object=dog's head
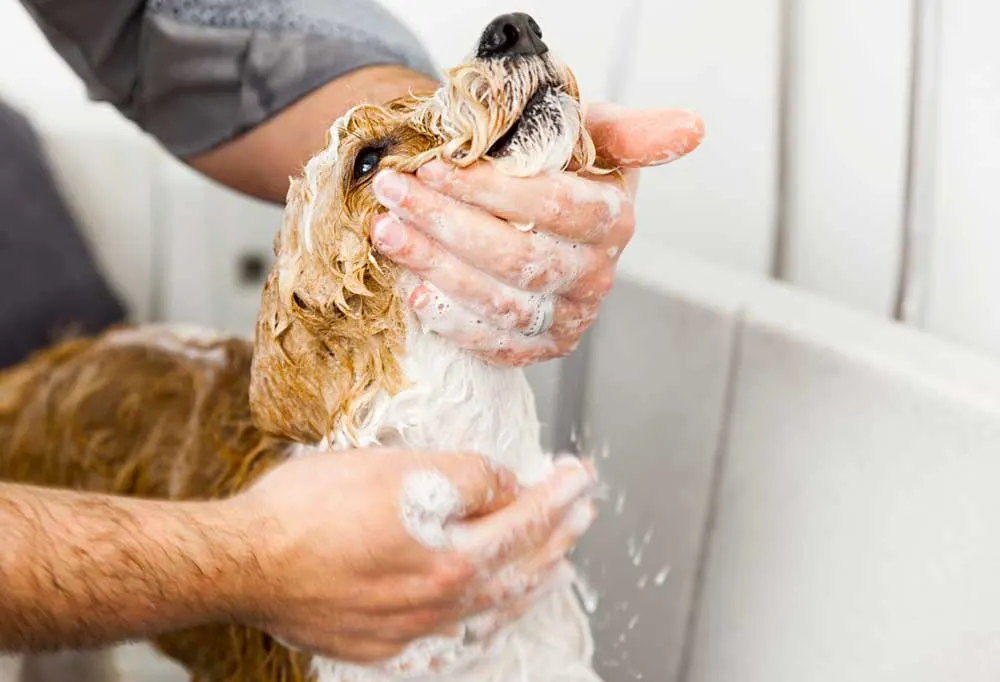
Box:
[250,13,607,444]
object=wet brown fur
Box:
[0,49,605,682]
[0,328,314,681]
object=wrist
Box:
[207,492,280,627]
[115,497,256,629]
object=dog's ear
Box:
[249,171,408,445]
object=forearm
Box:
[0,483,252,653]
[20,0,440,203]
[187,64,439,203]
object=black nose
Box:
[477,12,548,59]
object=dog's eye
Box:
[353,147,384,181]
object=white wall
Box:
[780,0,914,318]
[923,1,1000,357]
[618,0,782,274]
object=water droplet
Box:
[573,574,600,614]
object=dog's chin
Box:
[485,84,581,177]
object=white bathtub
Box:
[10,244,1000,682]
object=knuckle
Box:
[433,556,476,593]
[521,504,554,539]
[560,338,581,357]
[408,607,448,634]
[397,176,425,210]
[411,242,444,273]
[569,266,614,304]
[483,295,526,330]
[501,248,538,288]
[548,182,575,215]
[591,270,615,299]
[615,200,637,244]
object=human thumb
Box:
[584,101,704,168]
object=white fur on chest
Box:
[330,324,555,487]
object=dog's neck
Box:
[315,316,550,483]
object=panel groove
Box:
[677,308,747,682]
[894,0,942,324]
[770,0,797,280]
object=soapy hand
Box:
[227,448,598,665]
[370,102,704,366]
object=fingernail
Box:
[417,159,452,187]
[373,169,407,206]
[408,283,432,310]
[372,213,405,251]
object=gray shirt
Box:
[18,0,439,158]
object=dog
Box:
[0,12,621,682]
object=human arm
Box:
[18,0,440,202]
[187,64,438,202]
[0,449,597,661]
[0,482,246,651]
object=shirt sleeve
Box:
[18,0,440,158]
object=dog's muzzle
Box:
[476,12,548,59]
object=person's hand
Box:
[224,448,598,666]
[369,102,704,366]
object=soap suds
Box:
[400,469,462,549]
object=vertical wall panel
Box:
[781,0,914,317]
[620,0,782,274]
[154,155,281,335]
[923,1,1000,357]
[39,128,158,322]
